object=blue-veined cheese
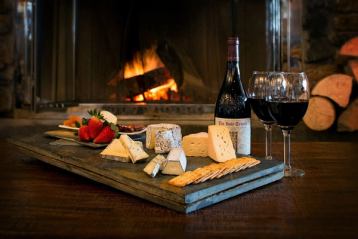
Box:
[120,135,149,163]
[143,155,167,177]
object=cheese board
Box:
[9,133,284,213]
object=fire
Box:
[124,48,165,79]
[123,46,178,102]
[133,79,178,101]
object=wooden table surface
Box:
[1,123,358,238]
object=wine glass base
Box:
[284,167,305,177]
[265,155,273,160]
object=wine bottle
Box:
[214,37,251,155]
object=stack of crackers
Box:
[168,157,260,187]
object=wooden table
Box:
[1,125,358,238]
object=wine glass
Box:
[247,71,276,160]
[266,72,309,177]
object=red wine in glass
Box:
[249,98,276,124]
[267,72,310,177]
[268,100,308,129]
[247,71,275,160]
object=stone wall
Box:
[0,0,15,113]
[303,0,358,86]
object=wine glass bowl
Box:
[266,72,310,177]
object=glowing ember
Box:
[123,46,178,102]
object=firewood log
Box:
[311,74,352,107]
[348,60,358,83]
[303,96,336,131]
[340,37,358,57]
[337,98,358,132]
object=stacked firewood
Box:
[303,37,358,132]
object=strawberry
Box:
[87,110,104,139]
[93,126,116,144]
[78,125,91,142]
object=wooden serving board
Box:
[9,134,284,213]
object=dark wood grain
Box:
[0,131,358,237]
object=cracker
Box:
[169,157,261,187]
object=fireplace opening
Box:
[14,0,280,112]
[109,44,181,103]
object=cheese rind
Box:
[207,125,236,162]
[143,155,167,177]
[182,132,208,157]
[120,135,149,163]
[146,124,182,149]
[161,148,187,175]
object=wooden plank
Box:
[9,134,284,213]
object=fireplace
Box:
[13,0,283,113]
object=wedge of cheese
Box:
[143,155,167,177]
[100,139,143,162]
[161,148,187,175]
[207,125,236,162]
[100,139,130,162]
[146,123,181,149]
[182,132,208,157]
[119,135,149,163]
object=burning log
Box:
[118,67,174,99]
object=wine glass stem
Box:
[264,124,272,160]
[282,129,291,172]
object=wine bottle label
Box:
[215,117,251,155]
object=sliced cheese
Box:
[207,125,236,162]
[146,123,182,149]
[100,139,143,162]
[143,155,167,177]
[182,132,208,157]
[100,139,130,162]
[120,135,149,163]
[161,148,187,175]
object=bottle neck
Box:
[227,41,239,62]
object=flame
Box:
[124,47,165,79]
[123,46,178,102]
[133,78,178,101]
